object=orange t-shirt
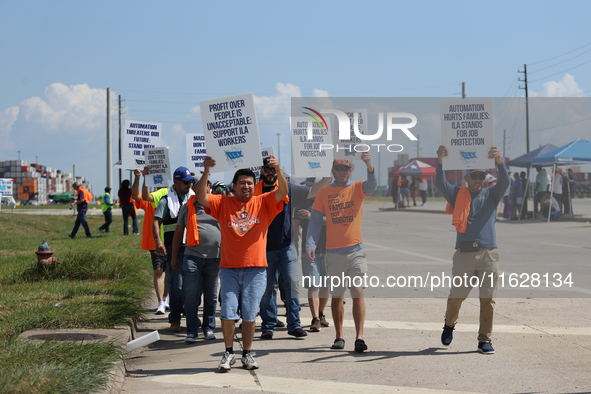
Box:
[312,181,368,250]
[205,192,283,268]
[134,188,168,251]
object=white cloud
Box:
[253,82,301,119]
[0,106,19,137]
[312,89,329,97]
[531,73,585,97]
[17,83,106,132]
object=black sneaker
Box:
[441,324,454,346]
[260,331,273,340]
[275,319,285,328]
[478,341,495,354]
[287,328,307,338]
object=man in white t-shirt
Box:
[418,176,428,206]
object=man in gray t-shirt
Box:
[171,192,222,342]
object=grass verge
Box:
[0,212,152,393]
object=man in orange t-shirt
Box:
[305,152,376,353]
[196,155,287,372]
[132,168,169,315]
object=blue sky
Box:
[1,1,590,191]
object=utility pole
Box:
[118,95,124,189]
[462,82,466,99]
[276,133,281,166]
[106,88,112,192]
[503,130,506,160]
[18,151,20,161]
[518,65,530,153]
[416,135,419,159]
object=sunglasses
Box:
[334,165,351,172]
[180,180,192,185]
[262,167,276,174]
[469,173,486,181]
[214,186,225,192]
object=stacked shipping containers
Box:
[0,159,91,204]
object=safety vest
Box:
[162,188,186,246]
[101,192,112,213]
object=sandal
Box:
[331,338,345,349]
[354,339,367,353]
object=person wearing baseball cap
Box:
[435,145,509,354]
[306,153,376,353]
[153,166,195,333]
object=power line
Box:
[529,48,591,74]
[531,116,591,133]
[528,40,591,66]
[529,57,591,83]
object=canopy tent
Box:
[531,139,591,223]
[506,144,559,167]
[532,138,591,166]
[389,160,436,211]
[393,160,436,176]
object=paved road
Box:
[121,202,591,394]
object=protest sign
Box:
[0,179,13,197]
[440,98,494,170]
[121,121,162,170]
[144,147,172,188]
[290,117,333,178]
[249,146,274,182]
[186,134,207,173]
[333,109,368,160]
[199,93,261,173]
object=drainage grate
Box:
[28,333,108,342]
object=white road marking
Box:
[152,372,483,394]
[342,319,591,336]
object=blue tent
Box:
[530,138,591,222]
[532,139,591,166]
[506,143,559,167]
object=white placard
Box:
[121,121,162,170]
[186,134,207,173]
[0,179,13,196]
[145,147,172,188]
[199,93,262,173]
[333,109,368,160]
[290,117,333,178]
[248,146,275,182]
[440,98,494,170]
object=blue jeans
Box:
[260,243,301,332]
[166,246,184,324]
[71,211,91,237]
[182,254,220,336]
[219,267,266,322]
[121,204,138,235]
[99,209,112,232]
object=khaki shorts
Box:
[325,249,368,297]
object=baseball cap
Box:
[300,177,318,186]
[465,169,486,175]
[212,181,225,189]
[173,167,193,182]
[262,157,272,168]
[332,160,352,168]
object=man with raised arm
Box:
[195,155,287,372]
[435,145,509,355]
[305,152,376,353]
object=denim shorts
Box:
[219,267,266,322]
[150,250,167,271]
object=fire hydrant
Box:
[36,240,60,273]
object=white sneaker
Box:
[163,297,170,311]
[184,334,197,343]
[241,353,259,370]
[218,352,236,371]
[204,330,216,340]
[156,301,166,315]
